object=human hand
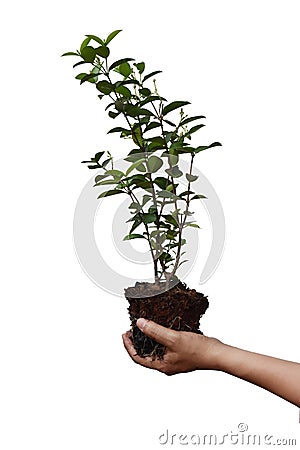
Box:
[122,318,223,375]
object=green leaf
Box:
[61,51,79,57]
[142,194,152,206]
[94,151,105,162]
[143,70,162,82]
[134,62,145,73]
[119,62,133,77]
[124,105,153,117]
[105,169,124,179]
[126,158,146,176]
[163,214,179,227]
[123,233,145,241]
[185,223,200,228]
[97,189,124,198]
[105,29,122,44]
[141,213,157,224]
[165,166,183,178]
[162,101,190,116]
[75,73,89,81]
[81,46,96,63]
[130,217,142,233]
[95,174,109,183]
[108,111,120,119]
[115,85,131,98]
[187,124,205,136]
[80,37,92,52]
[96,80,114,95]
[157,190,181,200]
[180,115,206,126]
[144,121,160,132]
[154,177,169,190]
[109,58,135,71]
[186,174,199,182]
[139,88,151,97]
[195,142,222,153]
[107,127,130,134]
[79,72,99,84]
[147,155,163,173]
[191,194,207,200]
[86,34,105,46]
[95,46,110,58]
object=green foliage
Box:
[63,30,222,282]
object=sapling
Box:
[63,30,221,358]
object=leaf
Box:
[105,29,122,44]
[162,101,190,116]
[186,174,199,182]
[195,142,222,153]
[81,46,96,63]
[187,124,205,135]
[73,60,88,68]
[139,88,151,97]
[147,155,163,173]
[95,46,110,58]
[157,190,181,200]
[178,259,188,268]
[109,58,135,71]
[191,194,207,200]
[108,111,120,119]
[123,233,145,241]
[124,105,153,117]
[130,217,142,233]
[79,72,99,84]
[94,151,105,162]
[95,174,109,183]
[80,36,92,52]
[185,223,200,228]
[134,62,145,74]
[141,213,157,224]
[61,51,79,57]
[119,62,133,78]
[86,34,105,46]
[163,214,179,227]
[143,70,162,82]
[96,80,114,95]
[75,73,89,81]
[105,169,124,179]
[144,121,160,133]
[154,177,169,190]
[180,115,206,127]
[97,189,124,198]
[165,166,183,178]
[115,85,131,98]
[126,158,146,176]
[107,127,130,134]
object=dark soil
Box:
[125,280,209,359]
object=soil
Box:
[125,280,209,359]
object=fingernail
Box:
[137,318,148,331]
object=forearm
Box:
[216,343,300,407]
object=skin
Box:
[122,318,300,407]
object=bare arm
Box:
[122,318,300,407]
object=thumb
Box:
[136,318,175,347]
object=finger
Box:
[122,332,164,371]
[136,318,176,347]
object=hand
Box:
[122,318,223,376]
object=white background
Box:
[1,1,300,449]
